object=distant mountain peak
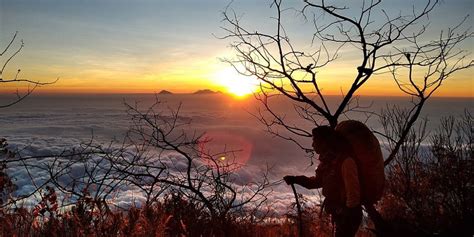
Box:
[193,89,217,95]
[158,90,173,95]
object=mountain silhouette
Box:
[193,89,217,95]
[158,90,173,95]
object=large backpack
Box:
[335,120,385,205]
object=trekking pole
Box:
[291,183,303,237]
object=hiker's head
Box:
[312,125,336,154]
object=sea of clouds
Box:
[0,93,471,215]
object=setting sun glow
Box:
[214,67,259,97]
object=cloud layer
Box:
[1,94,470,215]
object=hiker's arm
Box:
[283,175,321,189]
[341,158,361,208]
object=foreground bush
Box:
[380,112,473,237]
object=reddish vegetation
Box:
[0,191,376,237]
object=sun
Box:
[214,67,259,97]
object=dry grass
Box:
[0,191,377,237]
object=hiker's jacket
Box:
[292,151,361,209]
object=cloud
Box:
[2,135,322,216]
[2,94,460,216]
[2,143,304,213]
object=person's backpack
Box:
[335,120,385,205]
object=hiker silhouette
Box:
[284,121,385,237]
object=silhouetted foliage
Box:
[380,111,473,236]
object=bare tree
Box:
[122,100,271,223]
[0,99,272,236]
[221,0,473,163]
[221,0,472,235]
[1,32,57,108]
[0,141,99,210]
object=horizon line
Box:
[0,91,471,99]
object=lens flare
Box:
[198,131,253,168]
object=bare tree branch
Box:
[220,0,472,166]
[0,32,58,108]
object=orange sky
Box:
[1,0,472,98]
[2,64,472,98]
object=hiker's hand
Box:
[283,175,297,185]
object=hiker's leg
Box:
[334,206,362,237]
[365,204,388,235]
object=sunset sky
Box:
[1,0,473,97]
